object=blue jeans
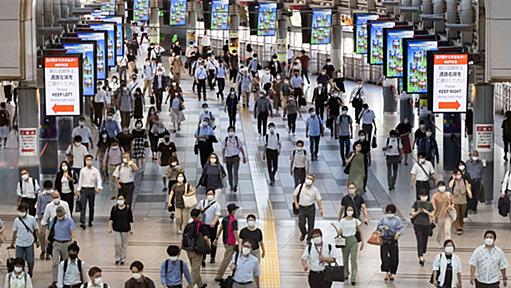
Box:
[339,136,351,164]
[16,244,34,276]
[309,136,320,157]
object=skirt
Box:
[401,134,412,154]
[132,137,146,159]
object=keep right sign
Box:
[432,53,468,113]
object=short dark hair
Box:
[296,140,304,146]
[43,180,53,189]
[84,154,94,160]
[443,239,455,249]
[311,228,322,237]
[437,180,446,187]
[167,245,180,256]
[246,214,256,221]
[190,208,201,218]
[419,190,429,196]
[73,135,82,143]
[385,204,397,214]
[268,122,275,128]
[484,230,497,240]
[206,189,216,195]
[17,202,28,212]
[130,260,144,271]
[418,152,427,158]
[68,242,80,253]
[227,126,235,131]
[13,257,25,267]
[88,266,102,277]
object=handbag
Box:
[193,143,199,155]
[334,236,346,248]
[324,264,345,282]
[371,135,377,149]
[75,197,81,213]
[182,184,198,208]
[447,205,457,222]
[367,231,383,246]
[343,152,353,175]
[417,161,436,189]
[150,95,155,105]
[220,252,239,288]
[66,144,74,167]
[293,183,305,215]
[429,254,442,284]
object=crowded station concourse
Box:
[1,0,511,287]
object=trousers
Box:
[216,244,237,278]
[187,250,205,287]
[155,88,164,112]
[298,205,316,241]
[108,165,119,197]
[435,217,452,246]
[79,188,96,225]
[93,102,104,127]
[197,79,207,100]
[175,207,190,231]
[413,224,430,257]
[257,112,269,135]
[339,136,351,165]
[114,231,129,261]
[293,167,306,188]
[342,235,359,282]
[16,245,34,277]
[266,149,279,182]
[119,182,134,207]
[468,179,483,211]
[287,113,297,133]
[309,136,320,157]
[386,156,400,189]
[52,241,71,281]
[308,270,332,288]
[475,280,500,288]
[225,155,240,189]
[453,203,467,231]
[380,240,399,274]
[204,223,219,260]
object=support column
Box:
[187,1,197,47]
[331,9,342,75]
[17,87,40,177]
[442,113,461,171]
[228,3,239,55]
[276,12,288,78]
[474,84,495,203]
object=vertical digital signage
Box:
[44,55,82,116]
[403,39,437,94]
[133,0,150,22]
[170,0,187,26]
[105,16,124,57]
[367,21,395,65]
[75,31,107,80]
[62,42,97,96]
[383,28,414,78]
[102,0,116,16]
[88,22,117,67]
[311,9,332,45]
[429,53,469,113]
[257,3,277,36]
[353,13,379,54]
[211,0,229,30]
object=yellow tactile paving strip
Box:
[240,108,281,287]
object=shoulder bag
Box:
[367,231,383,246]
[322,244,345,282]
[183,183,198,208]
[293,184,305,215]
[417,161,436,189]
[446,194,457,222]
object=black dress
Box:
[133,94,144,119]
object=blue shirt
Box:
[195,67,207,80]
[232,253,260,283]
[100,119,121,138]
[241,75,252,92]
[291,76,303,88]
[377,215,405,240]
[159,259,192,286]
[36,192,53,217]
[195,126,215,138]
[52,217,76,241]
[216,65,226,78]
[248,59,258,72]
[306,116,322,137]
[12,216,38,247]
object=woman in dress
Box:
[145,106,160,161]
[395,117,412,165]
[133,87,144,121]
[272,76,282,113]
[170,52,183,84]
[131,120,147,173]
[54,160,77,214]
[431,181,454,246]
[168,172,196,234]
[346,143,366,195]
[448,169,472,235]
[96,131,111,177]
[169,91,185,132]
[166,155,183,220]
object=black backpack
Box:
[0,109,8,126]
[63,259,83,284]
[182,222,197,251]
[498,195,510,217]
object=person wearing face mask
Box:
[251,74,261,102]
[142,58,155,97]
[225,88,239,127]
[306,108,324,161]
[339,183,369,224]
[346,143,367,195]
[197,189,221,265]
[312,84,328,122]
[131,120,148,174]
[54,243,86,288]
[182,208,210,288]
[290,72,305,108]
[81,267,108,288]
[325,91,342,138]
[352,130,371,190]
[215,59,227,99]
[222,126,247,192]
[9,203,39,277]
[316,69,330,88]
[205,56,218,91]
[4,258,33,288]
[108,195,134,265]
[229,50,240,83]
[410,190,434,266]
[332,70,346,95]
[214,203,240,282]
[77,155,103,230]
[95,132,111,177]
[322,58,335,79]
[99,112,121,140]
[284,96,301,136]
[298,50,311,84]
[239,215,265,261]
[239,69,252,108]
[160,245,192,288]
[199,153,226,195]
[254,91,273,137]
[262,123,281,185]
[118,84,135,128]
[418,127,440,166]
[65,136,89,182]
[48,207,77,287]
[168,91,185,132]
[432,240,462,288]
[229,240,261,288]
[466,150,485,213]
[301,228,341,288]
[116,127,134,155]
[131,87,145,122]
[92,84,107,128]
[336,106,353,165]
[194,61,208,101]
[41,191,71,259]
[36,180,54,229]
[55,161,78,214]
[290,140,309,188]
[152,69,168,112]
[125,261,155,288]
[469,230,509,288]
[194,117,216,167]
[16,168,40,217]
[377,204,405,282]
[294,175,324,242]
[199,103,216,128]
[168,172,196,234]
[431,181,454,247]
[72,117,94,150]
[145,107,160,160]
[448,169,472,235]
[157,135,177,192]
[334,205,364,285]
[359,103,377,143]
[395,117,412,165]
[170,52,183,85]
[413,120,428,149]
[103,139,124,200]
[113,153,139,207]
[411,153,437,200]
[383,130,402,191]
[349,81,365,125]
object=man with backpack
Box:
[214,204,240,283]
[222,126,247,193]
[349,81,366,125]
[254,91,274,137]
[417,127,440,167]
[103,138,124,200]
[290,140,309,188]
[182,209,210,288]
[4,257,34,288]
[56,242,86,288]
[262,123,281,185]
[16,168,40,216]
[81,266,108,288]
[0,101,11,148]
[383,130,402,191]
[160,245,192,288]
[336,106,353,166]
[9,203,39,277]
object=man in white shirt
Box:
[77,155,103,230]
[113,153,139,207]
[72,117,94,150]
[66,136,89,180]
[262,123,281,185]
[359,103,376,143]
[16,168,40,216]
[81,266,107,288]
[41,191,71,227]
[201,32,211,55]
[142,59,155,96]
[293,175,324,242]
[469,230,508,287]
[57,242,86,288]
[411,153,436,200]
[92,84,107,128]
[301,228,341,288]
[384,130,402,191]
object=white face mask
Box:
[458,165,465,170]
[445,246,454,254]
[455,175,462,180]
[21,174,29,180]
[420,124,426,129]
[426,132,433,137]
[169,256,178,261]
[132,273,141,280]
[296,146,303,151]
[247,220,256,228]
[171,162,178,167]
[359,136,366,141]
[122,158,129,164]
[305,179,313,186]
[419,159,426,164]
[387,213,394,217]
[53,198,60,205]
[312,236,322,245]
[472,156,479,161]
[117,200,125,206]
[62,165,68,171]
[484,238,494,246]
[242,247,251,255]
[210,158,217,164]
[438,186,446,192]
[18,212,26,217]
[310,112,316,117]
[85,160,93,166]
[269,127,275,133]
[346,210,354,217]
[94,278,103,285]
[14,267,22,273]
[228,132,235,137]
[207,195,215,201]
[420,196,428,201]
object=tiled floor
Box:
[0,42,510,288]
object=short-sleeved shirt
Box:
[469,245,509,284]
[72,127,92,144]
[112,164,136,183]
[340,194,365,219]
[221,215,238,245]
[294,185,322,207]
[327,97,342,115]
[290,76,303,88]
[53,217,76,241]
[158,142,177,166]
[411,161,435,181]
[411,200,434,226]
[12,216,38,247]
[360,109,376,124]
[197,199,221,225]
[336,114,352,137]
[306,116,322,137]
[223,136,243,158]
[337,218,361,237]
[239,227,263,250]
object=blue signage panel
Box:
[62,42,97,96]
[403,39,438,94]
[89,22,117,67]
[257,3,277,36]
[383,28,414,78]
[211,0,229,30]
[367,21,395,65]
[170,0,187,26]
[311,9,332,45]
[133,0,150,22]
[76,31,107,80]
[353,13,379,54]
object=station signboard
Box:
[76,31,107,80]
[62,41,96,96]
[170,0,187,26]
[133,0,150,22]
[403,39,437,94]
[44,55,82,116]
[383,28,414,78]
[211,0,229,30]
[429,53,469,113]
[367,21,395,65]
[89,22,117,67]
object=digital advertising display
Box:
[44,55,82,116]
[102,0,116,16]
[89,22,117,67]
[211,0,229,30]
[311,9,332,45]
[367,21,395,65]
[257,2,277,36]
[430,53,469,113]
[403,39,437,94]
[354,13,379,54]
[105,16,124,57]
[62,42,97,96]
[76,31,107,80]
[133,0,150,22]
[170,0,187,26]
[383,28,414,78]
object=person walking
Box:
[49,206,77,286]
[349,81,365,125]
[55,161,77,215]
[93,85,107,128]
[40,191,71,260]
[334,205,364,285]
[165,156,183,220]
[502,111,511,161]
[431,239,462,288]
[195,118,216,168]
[170,53,183,85]
[125,261,156,288]
[152,69,168,112]
[312,84,328,121]
[160,245,192,288]
[206,56,218,91]
[300,228,341,288]
[352,130,371,191]
[197,189,221,265]
[0,102,10,149]
[290,140,309,188]
[142,59,155,97]
[229,50,239,83]
[65,136,88,183]
[4,258,33,288]
[168,172,196,234]
[377,204,405,282]
[9,203,39,277]
[418,127,440,166]
[326,92,342,138]
[80,266,108,288]
[113,153,138,208]
[108,194,134,265]
[466,150,485,213]
[168,92,185,132]
[214,204,240,282]
[469,230,509,288]
[103,139,123,200]
[410,190,434,266]
[199,153,226,194]
[56,242,85,288]
[222,126,247,193]
[290,72,304,108]
[346,143,366,195]
[339,183,369,224]
[216,60,227,99]
[336,106,353,166]
[194,62,208,101]
[230,240,261,288]
[383,130,402,191]
[411,153,436,200]
[262,123,281,185]
[395,117,412,165]
[132,88,145,121]
[182,209,210,288]
[158,134,177,192]
[359,103,377,143]
[118,83,134,129]
[34,182,52,260]
[239,214,265,261]
[100,111,121,140]
[449,169,472,235]
[294,175,324,242]
[284,97,300,136]
[254,92,273,137]
[131,120,147,173]
[239,70,252,108]
[298,50,310,84]
[306,108,324,161]
[72,117,94,150]
[332,71,346,95]
[225,88,239,127]
[431,181,454,247]
[77,155,103,230]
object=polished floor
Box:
[0,44,510,288]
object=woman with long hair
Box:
[54,160,77,214]
[146,106,160,160]
[168,171,196,233]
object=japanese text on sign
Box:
[19,128,37,156]
[475,124,493,152]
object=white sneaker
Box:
[178,229,182,235]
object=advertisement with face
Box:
[311,9,332,45]
[257,2,277,36]
[353,13,379,54]
[403,39,437,93]
[367,21,395,65]
[383,28,414,77]
[62,42,97,96]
